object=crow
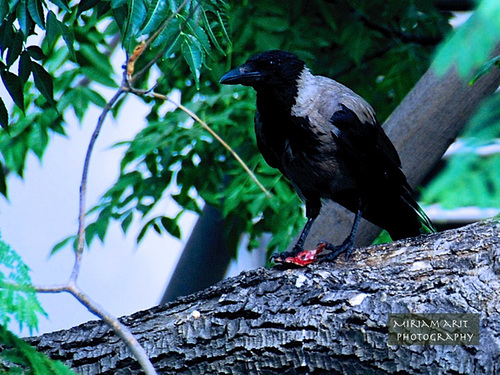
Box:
[220,50,434,265]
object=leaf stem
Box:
[149,91,271,198]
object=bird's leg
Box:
[270,201,320,264]
[292,216,316,254]
[320,209,362,261]
[270,216,316,263]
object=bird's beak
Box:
[220,63,263,86]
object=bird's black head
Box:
[220,50,306,90]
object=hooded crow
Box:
[220,50,434,264]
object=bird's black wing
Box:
[328,104,428,239]
[329,104,401,170]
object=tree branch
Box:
[25,219,500,374]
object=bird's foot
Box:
[270,244,303,263]
[317,238,356,262]
[271,243,326,267]
[270,250,295,264]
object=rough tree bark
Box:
[27,218,500,374]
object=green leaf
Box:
[43,12,74,62]
[120,212,134,233]
[27,0,45,29]
[0,234,46,332]
[0,0,9,28]
[151,18,180,48]
[0,326,75,374]
[216,10,230,44]
[185,18,211,55]
[433,0,500,77]
[50,235,76,255]
[45,10,61,47]
[80,66,119,87]
[0,98,8,131]
[181,34,204,89]
[16,0,33,38]
[18,50,32,85]
[200,7,224,54]
[1,70,24,112]
[82,86,107,107]
[470,55,500,85]
[31,61,56,107]
[26,45,45,60]
[160,216,181,239]
[78,43,114,73]
[0,162,7,197]
[137,218,154,242]
[66,86,88,121]
[151,222,160,234]
[140,0,169,36]
[111,0,126,9]
[60,20,75,60]
[123,0,147,51]
[6,31,23,67]
[76,0,100,17]
[95,212,111,242]
[0,15,14,53]
[28,123,49,159]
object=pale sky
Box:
[0,89,199,335]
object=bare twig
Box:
[72,87,127,283]
[35,283,157,375]
[59,69,159,373]
[146,90,272,198]
[21,77,158,374]
[172,99,272,198]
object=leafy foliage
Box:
[423,0,500,211]
[0,234,45,333]
[0,0,119,197]
[433,0,500,77]
[1,0,497,371]
[93,0,450,255]
[0,235,72,374]
[422,92,500,208]
[0,325,75,374]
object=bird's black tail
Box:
[362,184,435,241]
[400,185,435,235]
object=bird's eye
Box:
[268,59,280,68]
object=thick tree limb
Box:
[304,43,500,250]
[26,219,500,374]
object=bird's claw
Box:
[317,239,355,261]
[270,250,294,263]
